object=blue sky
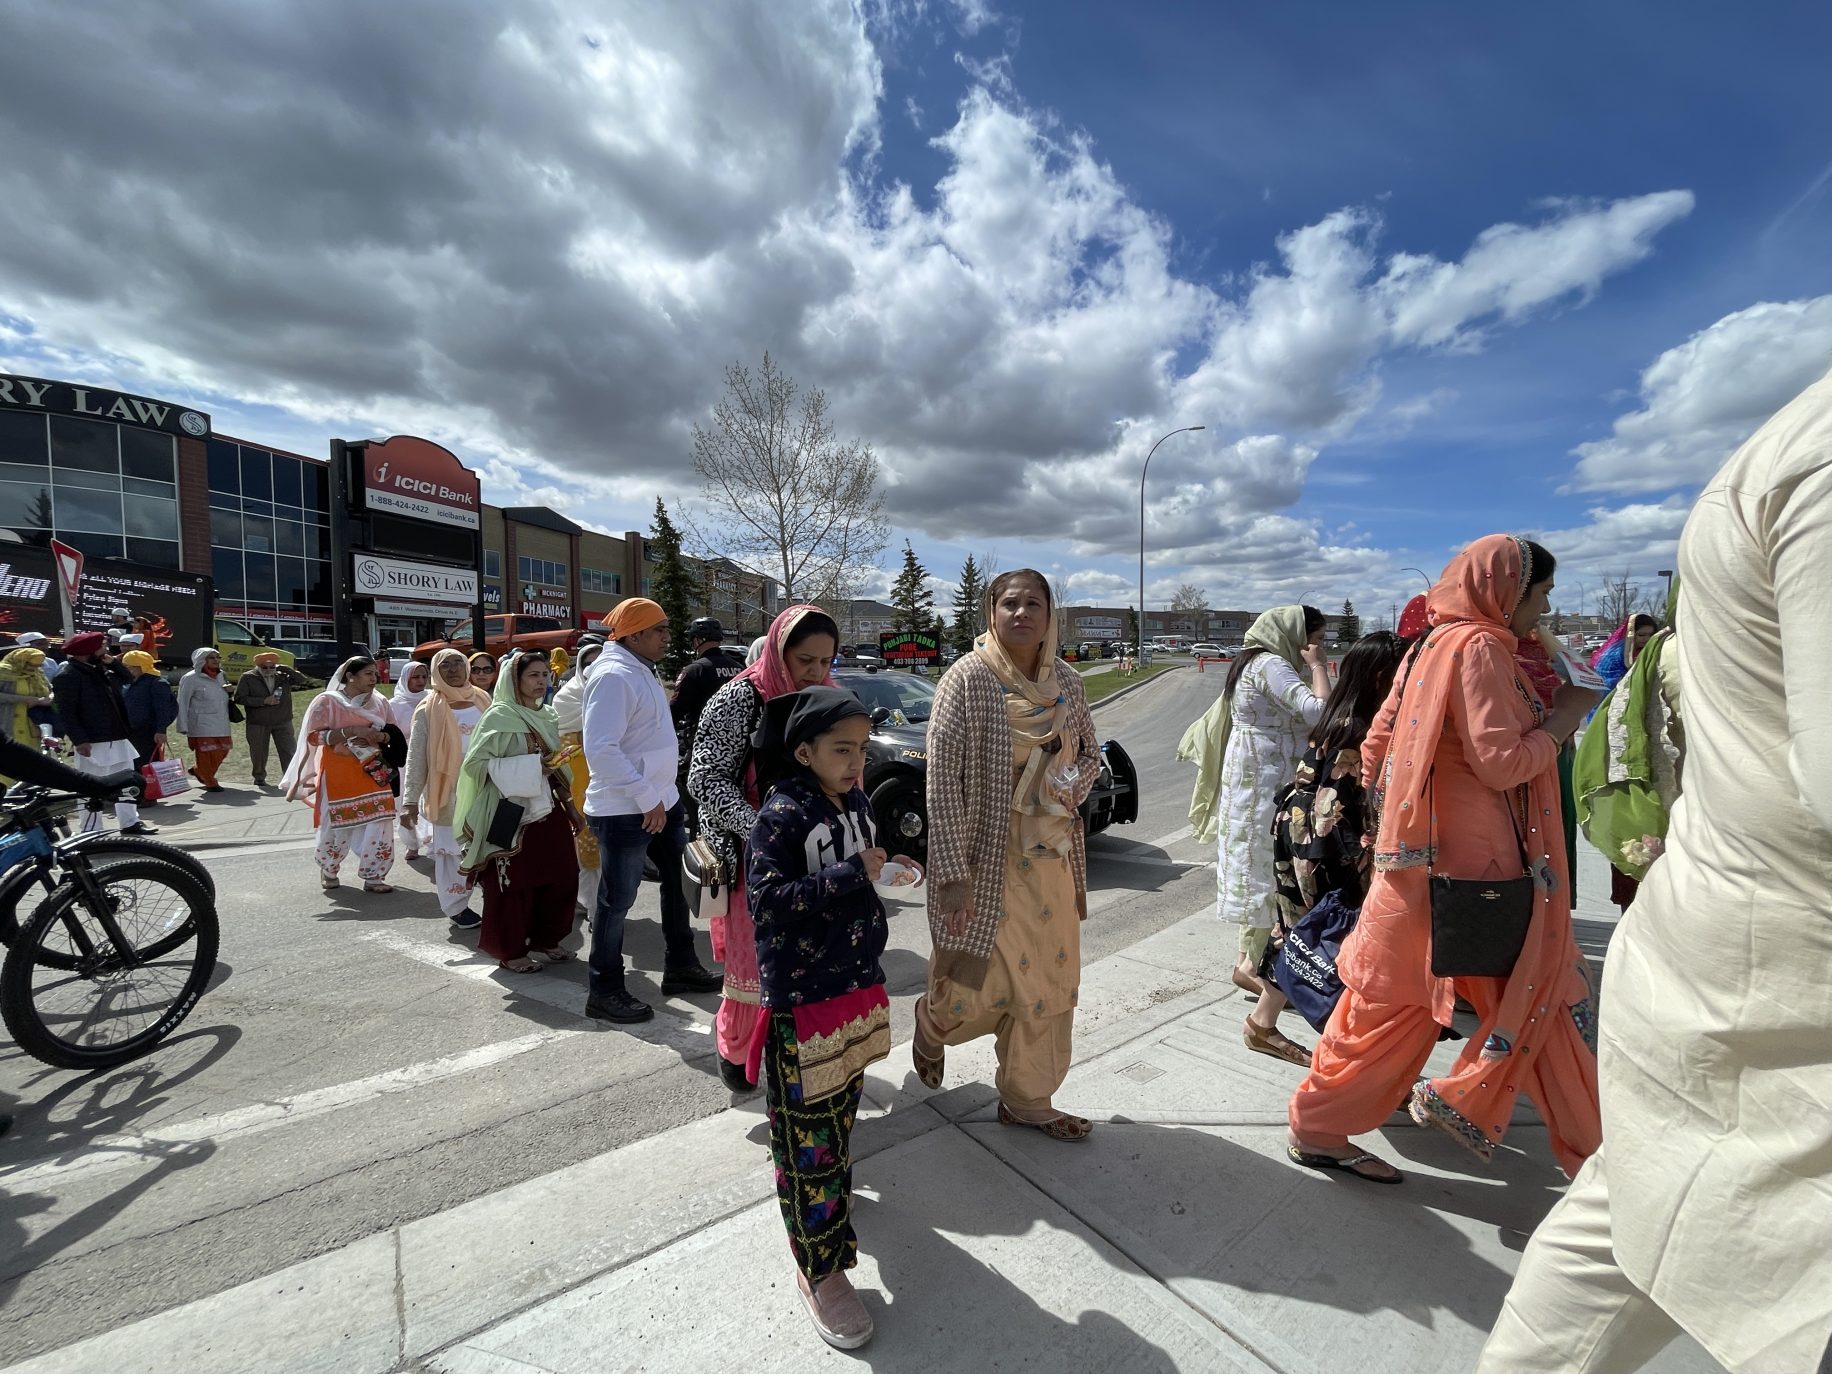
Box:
[2,1,1830,622]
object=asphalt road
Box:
[0,666,1227,1362]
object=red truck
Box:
[413,613,585,663]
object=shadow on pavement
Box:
[0,1026,238,1310]
[963,1114,1563,1364]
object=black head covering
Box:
[783,686,870,749]
[751,686,871,796]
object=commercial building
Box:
[2,370,779,653]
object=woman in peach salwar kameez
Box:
[1287,535,1602,1184]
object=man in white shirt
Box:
[581,598,723,1023]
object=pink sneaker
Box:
[795,1270,874,1350]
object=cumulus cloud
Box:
[1524,497,1692,572]
[1567,296,1832,493]
[0,0,1696,609]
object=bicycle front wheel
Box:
[1,857,219,1070]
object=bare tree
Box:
[688,352,890,602]
[1170,582,1210,612]
[1597,570,1640,629]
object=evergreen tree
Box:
[950,553,984,655]
[889,540,933,632]
[1126,606,1140,647]
[1339,598,1362,642]
[647,498,701,675]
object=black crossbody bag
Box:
[1389,638,1536,979]
[1426,776,1535,978]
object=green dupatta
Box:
[1176,606,1312,843]
[454,652,571,874]
[1573,624,1681,880]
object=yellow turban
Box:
[602,597,666,640]
[254,651,281,667]
[123,650,158,672]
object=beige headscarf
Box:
[421,647,493,817]
[975,574,1078,859]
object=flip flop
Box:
[536,947,574,963]
[1285,1144,1403,1185]
[498,958,542,974]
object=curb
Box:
[1090,663,1188,711]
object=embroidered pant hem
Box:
[764,1011,863,1281]
[916,994,1074,1124]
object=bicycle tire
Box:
[1,857,219,1070]
[1,835,214,965]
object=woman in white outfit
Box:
[1180,606,1331,995]
[283,656,399,892]
[388,660,431,860]
[400,648,492,927]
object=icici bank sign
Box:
[360,435,481,529]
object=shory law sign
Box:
[0,371,210,437]
[351,553,477,606]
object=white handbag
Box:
[681,836,729,921]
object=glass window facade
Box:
[0,409,179,566]
[517,555,567,585]
[483,548,501,578]
[581,566,621,594]
[208,438,332,621]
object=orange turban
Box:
[602,597,666,640]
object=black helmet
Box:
[687,617,724,643]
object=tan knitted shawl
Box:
[924,652,1098,990]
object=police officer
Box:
[670,617,743,831]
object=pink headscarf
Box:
[733,604,838,701]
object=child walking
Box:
[745,686,904,1350]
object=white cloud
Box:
[1381,193,1696,351]
[0,0,1697,616]
[1568,295,1832,493]
[1172,192,1692,439]
[1524,497,1692,572]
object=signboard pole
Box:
[471,526,485,656]
[328,439,357,655]
[48,539,84,637]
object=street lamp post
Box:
[1140,426,1205,658]
[1400,566,1433,592]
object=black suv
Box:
[832,667,1139,857]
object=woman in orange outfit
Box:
[1287,535,1601,1184]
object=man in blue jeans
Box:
[582,598,723,1023]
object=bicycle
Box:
[0,789,215,957]
[0,783,220,1070]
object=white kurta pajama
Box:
[402,702,484,917]
[1482,368,1832,1373]
[1212,654,1324,946]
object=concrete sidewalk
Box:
[133,783,315,850]
[9,893,1727,1374]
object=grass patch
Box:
[183,679,399,788]
[1081,661,1179,705]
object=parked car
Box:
[832,667,1139,857]
[1190,642,1223,659]
[840,645,885,669]
[381,646,417,684]
[265,638,339,685]
[212,618,297,679]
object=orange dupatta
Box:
[1368,534,1598,1169]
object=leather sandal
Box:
[1243,1017,1313,1067]
[997,1101,1092,1141]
